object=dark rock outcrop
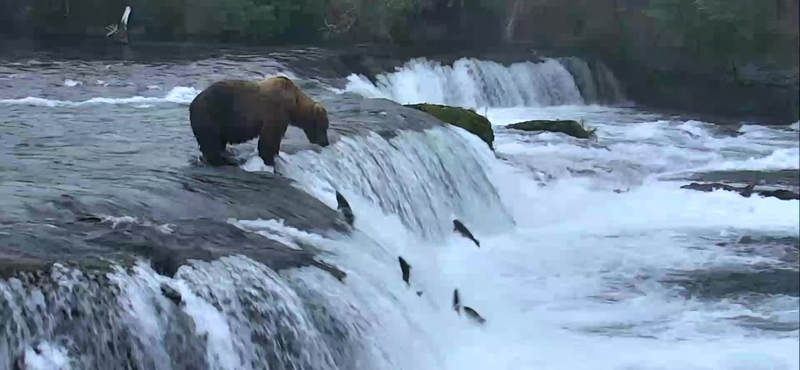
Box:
[507,119,596,139]
[662,268,800,298]
[405,103,494,149]
[681,182,799,201]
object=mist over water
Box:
[0,49,797,370]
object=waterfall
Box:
[344,57,585,109]
[343,56,627,109]
[276,125,515,240]
[0,120,517,370]
[558,56,626,104]
[0,259,351,370]
[3,48,796,370]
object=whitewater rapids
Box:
[258,113,799,370]
[1,51,797,370]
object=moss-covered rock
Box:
[507,119,597,139]
[405,103,494,149]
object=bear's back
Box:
[258,77,302,108]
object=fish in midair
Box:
[336,191,355,226]
[398,256,411,286]
[452,289,461,313]
[463,306,486,324]
[453,219,480,247]
[741,178,758,198]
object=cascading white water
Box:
[591,60,626,104]
[260,59,797,370]
[557,57,600,103]
[8,106,793,370]
[344,57,585,109]
[4,53,796,370]
[1,258,351,370]
[272,126,515,240]
[558,57,627,105]
[239,112,799,370]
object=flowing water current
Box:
[0,46,798,370]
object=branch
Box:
[320,3,358,37]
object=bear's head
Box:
[302,103,330,147]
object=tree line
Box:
[508,0,797,77]
[1,0,797,75]
[4,0,504,44]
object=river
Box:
[0,44,798,370]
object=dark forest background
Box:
[1,0,798,121]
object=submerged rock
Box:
[507,119,597,139]
[405,103,494,149]
[756,189,800,201]
[681,182,799,201]
[663,267,800,298]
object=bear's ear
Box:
[313,103,327,117]
[312,103,329,127]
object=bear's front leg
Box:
[257,117,289,166]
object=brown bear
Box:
[188,76,330,166]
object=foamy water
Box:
[230,103,799,369]
[485,107,799,187]
[231,59,800,369]
[225,56,800,369]
[2,53,797,370]
[22,342,72,370]
[344,58,588,108]
[0,86,200,107]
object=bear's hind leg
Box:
[195,128,231,166]
[190,101,233,166]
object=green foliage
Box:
[18,0,513,44]
[319,0,418,43]
[14,0,797,75]
[22,0,331,42]
[644,0,790,68]
[26,0,130,35]
[174,0,330,42]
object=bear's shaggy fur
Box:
[189,76,330,166]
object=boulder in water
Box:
[507,119,597,139]
[680,182,799,201]
[405,103,494,149]
[755,188,800,201]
